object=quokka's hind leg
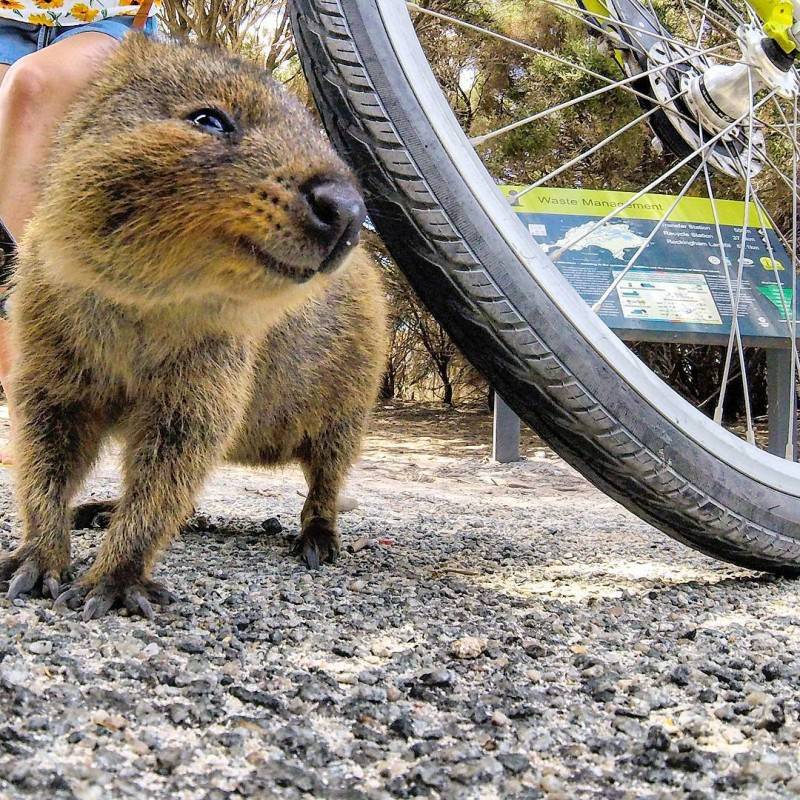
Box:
[1,390,106,600]
[291,417,364,569]
[72,499,199,533]
[72,498,119,530]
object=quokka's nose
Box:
[302,178,367,272]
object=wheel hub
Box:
[610,0,798,181]
[643,37,766,179]
[684,25,798,136]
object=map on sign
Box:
[503,186,797,343]
[542,221,648,261]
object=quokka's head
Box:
[33,36,365,309]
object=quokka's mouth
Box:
[319,224,361,274]
[238,238,317,284]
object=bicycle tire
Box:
[289,0,800,574]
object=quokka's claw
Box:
[292,519,341,570]
[54,584,88,613]
[83,591,115,622]
[0,551,66,602]
[43,576,61,600]
[56,576,175,621]
[124,589,155,620]
[140,580,177,606]
[304,542,322,571]
[7,562,40,600]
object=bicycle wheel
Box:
[290,0,800,574]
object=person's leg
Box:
[0,33,120,464]
[0,32,119,237]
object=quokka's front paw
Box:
[0,545,69,601]
[291,518,340,570]
[55,574,176,621]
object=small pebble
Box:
[260,517,283,535]
[449,636,487,659]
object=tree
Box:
[159,0,295,73]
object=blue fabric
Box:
[0,15,157,65]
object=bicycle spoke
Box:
[754,147,798,202]
[728,181,800,287]
[590,155,709,313]
[715,71,757,441]
[732,97,800,450]
[694,0,711,49]
[744,96,800,457]
[743,0,760,26]
[680,0,742,38]
[471,48,707,146]
[766,97,800,162]
[700,129,752,438]
[409,2,736,147]
[749,188,800,372]
[759,109,800,158]
[537,0,739,60]
[527,88,689,190]
[768,108,800,131]
[405,0,799,455]
[677,0,700,44]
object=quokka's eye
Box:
[186,107,237,136]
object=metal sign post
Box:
[493,392,520,463]
[767,349,798,459]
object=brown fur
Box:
[0,36,387,617]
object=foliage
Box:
[364,233,487,407]
[159,0,295,73]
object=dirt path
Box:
[0,403,798,799]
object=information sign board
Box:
[503,186,797,346]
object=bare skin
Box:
[0,33,119,463]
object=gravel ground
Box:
[1,403,799,800]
